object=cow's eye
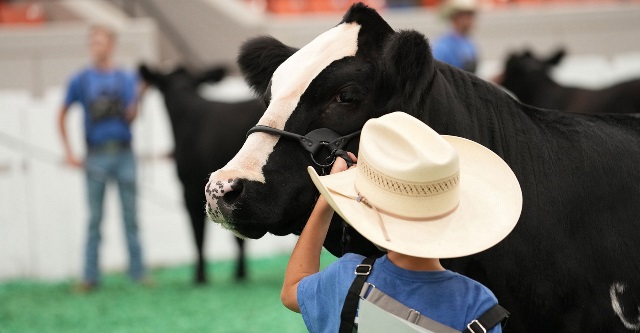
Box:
[335,91,358,104]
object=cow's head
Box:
[139,64,227,92]
[497,48,566,94]
[205,3,436,253]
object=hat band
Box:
[327,187,460,243]
[359,158,460,197]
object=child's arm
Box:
[281,153,357,313]
[281,195,334,312]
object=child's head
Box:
[308,112,522,259]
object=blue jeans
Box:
[84,145,145,283]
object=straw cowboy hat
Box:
[439,0,477,19]
[308,112,522,258]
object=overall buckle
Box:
[467,320,487,333]
[355,264,372,276]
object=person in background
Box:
[280,112,521,332]
[432,0,479,73]
[58,25,148,292]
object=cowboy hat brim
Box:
[308,135,522,259]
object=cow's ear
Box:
[238,36,297,97]
[139,64,162,85]
[380,30,434,107]
[546,49,566,66]
[196,66,227,85]
[342,3,394,57]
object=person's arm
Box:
[58,105,82,168]
[281,195,334,313]
[59,73,83,168]
[281,153,357,313]
[124,79,148,124]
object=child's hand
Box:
[330,152,357,175]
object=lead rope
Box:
[331,148,356,255]
[333,149,355,168]
[341,223,351,256]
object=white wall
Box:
[0,0,158,96]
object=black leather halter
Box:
[247,124,360,255]
[246,125,360,170]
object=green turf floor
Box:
[0,252,337,333]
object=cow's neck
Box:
[415,64,529,163]
[163,87,203,143]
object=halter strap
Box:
[247,125,360,156]
[247,125,359,170]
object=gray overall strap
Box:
[360,282,461,333]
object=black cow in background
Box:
[139,65,265,284]
[497,49,640,114]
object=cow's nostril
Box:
[221,179,243,206]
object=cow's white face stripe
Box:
[213,22,361,183]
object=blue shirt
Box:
[298,253,501,333]
[64,67,137,147]
[432,31,478,73]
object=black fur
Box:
[342,2,394,60]
[238,36,297,98]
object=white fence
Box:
[0,77,299,281]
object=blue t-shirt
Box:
[64,67,137,147]
[432,31,478,73]
[298,253,501,333]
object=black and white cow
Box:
[497,49,640,114]
[205,4,640,332]
[140,65,265,284]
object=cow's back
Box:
[430,64,640,331]
[476,107,640,332]
[568,79,640,114]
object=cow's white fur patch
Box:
[610,282,640,331]
[211,22,361,183]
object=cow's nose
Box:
[220,178,243,207]
[205,177,243,213]
[206,178,229,198]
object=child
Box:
[281,112,522,332]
